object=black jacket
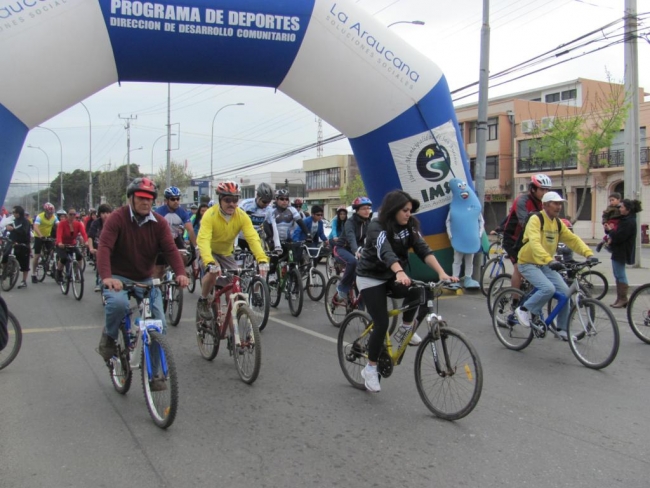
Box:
[356,220,434,281]
[7,217,31,245]
[608,213,636,265]
[336,213,369,253]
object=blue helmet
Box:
[352,196,372,210]
[164,186,182,199]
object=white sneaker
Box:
[409,332,422,346]
[515,307,531,327]
[556,330,577,342]
[361,365,381,392]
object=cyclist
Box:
[333,196,372,304]
[189,203,198,216]
[87,203,113,292]
[293,204,329,264]
[238,182,275,253]
[328,206,348,245]
[30,202,58,284]
[54,208,88,284]
[502,174,552,293]
[196,181,270,319]
[292,197,306,218]
[514,192,596,341]
[154,186,197,279]
[97,178,188,391]
[2,206,32,289]
[356,190,456,392]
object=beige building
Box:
[302,154,359,219]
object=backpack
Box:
[511,212,563,258]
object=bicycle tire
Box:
[414,327,483,420]
[110,326,132,394]
[247,276,270,331]
[491,287,534,350]
[287,268,303,317]
[577,270,608,301]
[488,240,504,257]
[337,310,373,390]
[480,257,506,296]
[186,265,196,294]
[60,263,70,295]
[232,306,262,384]
[0,311,23,370]
[324,276,348,327]
[80,254,87,273]
[486,273,512,316]
[72,261,84,300]
[195,305,220,361]
[568,297,619,369]
[1,258,19,292]
[167,284,183,327]
[141,330,179,429]
[36,254,48,282]
[267,270,282,308]
[326,253,341,280]
[306,268,326,301]
[626,283,650,344]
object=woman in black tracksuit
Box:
[356,190,456,393]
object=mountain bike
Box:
[491,261,619,370]
[105,279,178,429]
[195,269,261,384]
[626,283,650,344]
[0,308,22,371]
[58,245,84,300]
[337,280,483,420]
[234,249,271,331]
[0,238,21,292]
[35,237,56,282]
[266,242,303,317]
[298,242,327,301]
[161,250,188,327]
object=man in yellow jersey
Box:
[31,202,58,284]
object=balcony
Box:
[589,147,649,169]
[517,158,578,173]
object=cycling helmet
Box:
[56,208,66,216]
[216,181,241,197]
[190,203,198,209]
[208,200,215,208]
[163,186,182,199]
[560,218,573,229]
[275,188,290,199]
[336,205,348,214]
[352,196,372,210]
[127,177,158,199]
[256,182,273,201]
[530,174,552,189]
[43,202,55,213]
[293,198,304,206]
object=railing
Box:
[589,146,649,168]
[516,157,578,173]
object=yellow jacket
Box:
[197,206,269,265]
[517,211,593,265]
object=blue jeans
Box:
[333,246,357,294]
[611,259,627,284]
[518,263,570,331]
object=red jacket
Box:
[56,219,88,246]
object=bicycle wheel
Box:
[167,284,183,327]
[337,310,373,390]
[568,297,619,369]
[72,261,84,300]
[492,287,534,350]
[1,258,19,292]
[0,311,23,370]
[325,276,349,327]
[414,327,483,420]
[267,270,282,308]
[141,330,179,429]
[233,306,262,384]
[326,253,340,280]
[488,240,504,257]
[387,297,399,336]
[48,255,57,281]
[80,254,87,272]
[480,257,506,296]
[110,326,132,394]
[577,270,608,301]
[186,265,196,294]
[306,268,326,301]
[286,268,303,317]
[195,304,220,360]
[36,254,48,282]
[486,273,512,316]
[627,283,650,344]
[247,276,270,331]
[60,264,70,295]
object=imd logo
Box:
[416,144,450,182]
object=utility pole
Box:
[120,114,137,195]
[624,0,641,266]
[166,83,172,188]
[316,118,323,158]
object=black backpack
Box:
[0,296,9,352]
[511,211,563,258]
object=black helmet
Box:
[256,183,273,201]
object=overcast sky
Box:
[11,0,650,196]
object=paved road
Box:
[1,266,648,488]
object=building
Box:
[302,154,360,219]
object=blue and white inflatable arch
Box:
[0,0,472,276]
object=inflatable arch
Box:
[0,0,472,276]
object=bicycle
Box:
[325,251,344,280]
[58,245,84,300]
[337,280,483,420]
[0,239,20,292]
[35,237,56,282]
[626,283,650,344]
[195,269,261,384]
[491,261,619,370]
[488,232,506,256]
[234,249,271,331]
[266,242,304,317]
[0,308,22,370]
[479,252,509,296]
[161,249,189,327]
[298,242,327,301]
[105,279,179,429]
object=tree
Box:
[97,164,143,207]
[339,174,366,205]
[154,160,193,195]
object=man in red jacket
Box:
[54,208,88,283]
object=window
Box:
[469,121,477,143]
[458,123,464,144]
[575,187,592,221]
[306,168,341,190]
[530,97,541,102]
[561,89,577,100]
[545,92,560,103]
[487,117,498,141]
[469,156,499,180]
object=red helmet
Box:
[216,181,241,197]
[293,198,304,206]
[560,218,573,229]
[127,177,158,199]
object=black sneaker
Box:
[31,275,38,284]
[97,333,117,361]
[150,375,168,392]
[17,281,27,289]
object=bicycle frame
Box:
[212,273,250,347]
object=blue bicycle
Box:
[106,279,179,429]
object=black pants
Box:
[360,279,422,362]
[2,243,30,272]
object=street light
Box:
[17,171,32,212]
[27,145,50,202]
[151,133,176,176]
[28,165,40,209]
[387,20,425,28]
[79,102,92,208]
[36,126,63,207]
[210,103,245,195]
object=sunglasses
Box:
[68,213,77,216]
[168,197,180,202]
[277,197,289,201]
[222,197,239,204]
[313,213,323,217]
[260,199,271,205]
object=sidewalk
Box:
[585,244,649,288]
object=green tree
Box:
[154,160,193,194]
[339,174,366,205]
[97,164,143,207]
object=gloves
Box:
[587,256,599,264]
[548,260,565,271]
